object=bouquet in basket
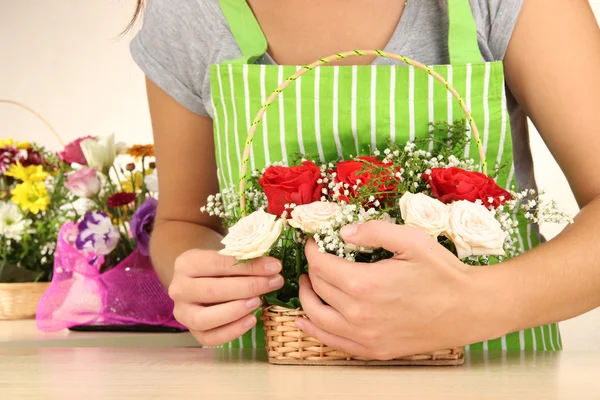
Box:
[0,138,73,283]
[36,134,183,331]
[203,121,572,309]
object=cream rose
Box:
[446,200,508,259]
[399,192,450,238]
[288,201,341,234]
[219,209,283,260]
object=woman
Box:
[129,0,600,358]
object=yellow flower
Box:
[16,141,32,150]
[5,163,48,182]
[121,172,144,193]
[0,139,30,149]
[11,181,50,214]
[0,138,14,148]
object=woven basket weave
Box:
[242,50,481,366]
[262,306,464,366]
[0,282,50,320]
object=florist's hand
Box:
[169,250,284,346]
[298,221,498,360]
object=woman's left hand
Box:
[297,220,503,360]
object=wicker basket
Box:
[0,282,50,320]
[262,306,464,366]
[0,100,63,321]
[241,50,484,366]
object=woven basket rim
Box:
[0,281,51,290]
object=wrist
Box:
[466,263,523,343]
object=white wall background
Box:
[1,0,599,350]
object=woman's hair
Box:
[123,0,145,34]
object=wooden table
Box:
[0,319,199,348]
[0,349,597,399]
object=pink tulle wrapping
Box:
[36,222,185,332]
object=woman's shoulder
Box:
[129,0,235,116]
[133,0,228,48]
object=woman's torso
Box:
[130,0,560,351]
[130,0,535,196]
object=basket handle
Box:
[0,99,65,147]
[239,50,485,214]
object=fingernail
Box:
[295,319,305,330]
[265,261,281,273]
[340,224,358,237]
[269,275,284,289]
[242,315,256,329]
[245,297,260,309]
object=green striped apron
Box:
[210,0,561,351]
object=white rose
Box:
[219,209,283,260]
[399,192,450,238]
[288,201,341,234]
[446,200,508,259]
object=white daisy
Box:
[0,202,31,240]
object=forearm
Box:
[480,195,600,336]
[149,219,224,287]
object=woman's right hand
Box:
[169,249,283,346]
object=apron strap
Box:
[217,0,268,64]
[447,0,484,64]
[217,0,483,65]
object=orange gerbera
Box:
[127,144,154,160]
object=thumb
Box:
[339,220,436,258]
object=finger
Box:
[305,239,365,293]
[295,317,372,359]
[175,250,282,277]
[192,314,258,347]
[340,220,436,258]
[173,275,284,303]
[173,297,261,332]
[307,268,350,312]
[298,275,353,338]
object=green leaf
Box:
[264,293,302,309]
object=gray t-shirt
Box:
[130,0,534,193]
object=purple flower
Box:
[130,198,158,256]
[76,211,120,255]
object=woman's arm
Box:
[487,0,600,332]
[145,79,283,345]
[145,78,225,287]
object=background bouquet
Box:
[0,138,73,283]
[36,134,182,331]
[57,134,159,269]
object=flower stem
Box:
[295,244,302,278]
[140,156,148,202]
[110,165,124,193]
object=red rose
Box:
[423,167,511,208]
[258,161,324,216]
[335,156,398,203]
[107,192,137,208]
